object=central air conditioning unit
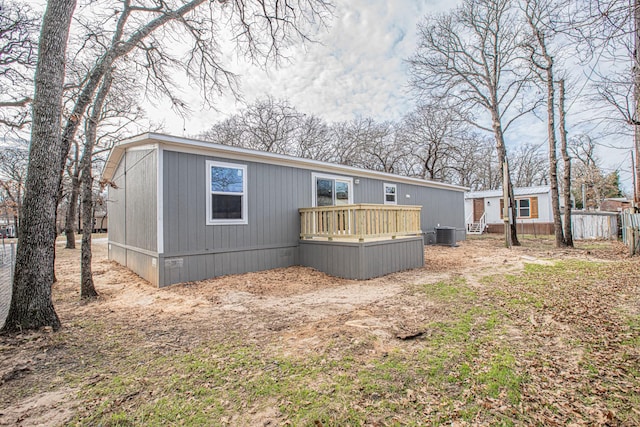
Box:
[435,226,457,247]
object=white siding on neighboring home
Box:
[464,186,555,225]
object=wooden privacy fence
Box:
[621,210,640,255]
[300,204,422,241]
[566,212,619,240]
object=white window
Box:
[384,183,397,205]
[312,173,353,206]
[517,198,530,218]
[206,160,247,225]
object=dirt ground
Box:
[0,235,636,425]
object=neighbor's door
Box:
[473,198,485,222]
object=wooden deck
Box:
[299,204,422,241]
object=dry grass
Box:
[0,235,638,426]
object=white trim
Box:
[516,197,532,219]
[311,172,354,207]
[206,160,248,225]
[465,186,551,199]
[127,143,158,152]
[102,133,467,192]
[156,145,164,254]
[383,182,397,205]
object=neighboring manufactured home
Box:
[465,186,565,235]
[102,133,467,287]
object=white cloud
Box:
[151,0,461,134]
[29,0,634,193]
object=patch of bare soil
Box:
[0,235,636,425]
[0,389,76,427]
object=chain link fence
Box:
[1,242,15,328]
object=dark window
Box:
[518,199,530,218]
[314,175,351,206]
[211,194,242,219]
[316,178,334,206]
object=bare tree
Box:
[201,98,334,161]
[200,114,246,147]
[523,0,567,246]
[0,142,28,229]
[1,0,77,334]
[398,103,459,181]
[508,142,548,187]
[569,133,622,209]
[62,138,80,248]
[238,96,303,154]
[5,0,333,333]
[80,70,113,299]
[326,120,362,166]
[558,79,573,245]
[62,66,148,249]
[449,134,499,190]
[0,0,38,130]
[409,0,538,246]
[60,0,332,182]
[293,114,333,162]
[342,118,404,173]
[569,0,640,201]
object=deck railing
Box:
[299,204,422,241]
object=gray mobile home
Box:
[102,133,466,287]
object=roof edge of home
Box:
[102,132,469,192]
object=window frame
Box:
[383,183,397,205]
[311,173,353,207]
[206,160,248,225]
[516,198,531,219]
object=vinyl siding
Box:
[354,178,465,238]
[162,151,465,256]
[123,149,157,252]
[109,147,464,286]
[107,158,126,245]
[299,237,424,280]
[163,150,309,256]
[107,148,158,285]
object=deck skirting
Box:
[298,236,424,280]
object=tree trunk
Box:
[507,179,520,246]
[634,0,640,205]
[525,6,564,246]
[80,168,97,299]
[491,110,520,247]
[543,56,565,247]
[80,70,112,299]
[64,169,80,249]
[1,0,77,334]
[558,79,573,247]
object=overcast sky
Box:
[27,0,635,193]
[142,0,633,192]
[148,0,460,134]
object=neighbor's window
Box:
[384,183,397,205]
[500,197,538,219]
[517,198,531,218]
[206,160,247,225]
